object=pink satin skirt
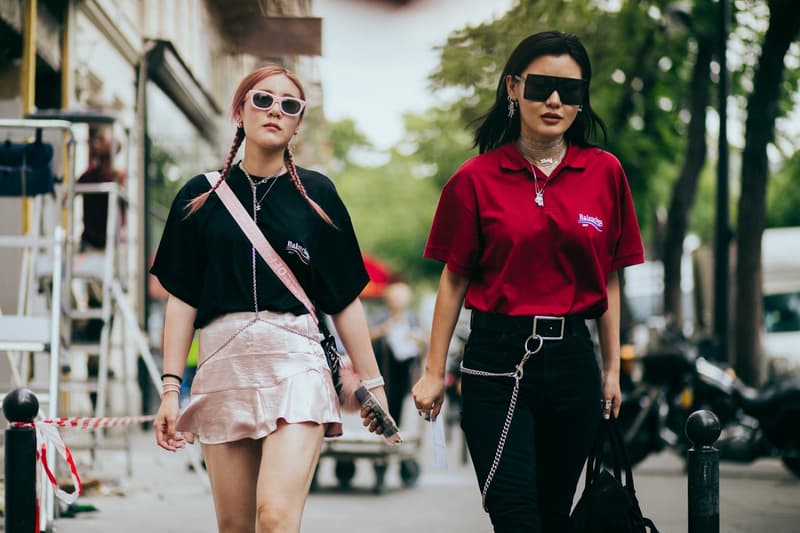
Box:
[176,311,342,444]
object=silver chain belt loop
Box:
[460,334,544,511]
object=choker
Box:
[517,137,566,171]
[239,161,284,186]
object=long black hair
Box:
[473,30,607,154]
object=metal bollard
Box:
[3,387,40,532]
[686,409,721,533]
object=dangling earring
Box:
[507,96,517,119]
[578,105,583,112]
[236,121,243,129]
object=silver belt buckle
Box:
[533,315,565,341]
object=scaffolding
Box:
[0,116,162,529]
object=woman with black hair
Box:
[413,31,644,531]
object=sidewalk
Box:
[15,424,800,532]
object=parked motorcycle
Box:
[618,340,800,477]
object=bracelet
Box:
[161,383,180,398]
[161,373,183,384]
[361,375,385,390]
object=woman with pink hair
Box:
[151,65,389,532]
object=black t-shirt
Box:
[150,164,369,329]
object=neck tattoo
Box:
[240,162,283,212]
[517,136,567,171]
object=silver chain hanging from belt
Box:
[460,333,545,511]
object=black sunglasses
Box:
[515,74,586,106]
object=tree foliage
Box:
[317,0,800,309]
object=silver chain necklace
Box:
[531,167,547,207]
[240,162,283,211]
[518,139,566,207]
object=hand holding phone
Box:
[355,386,403,445]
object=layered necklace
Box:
[517,136,567,208]
[239,161,284,212]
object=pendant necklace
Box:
[240,162,283,212]
[518,137,566,208]
[533,170,546,207]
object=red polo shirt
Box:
[424,142,644,318]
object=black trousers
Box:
[374,339,415,425]
[460,320,601,533]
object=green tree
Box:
[320,118,443,281]
[766,154,800,227]
[733,0,800,385]
[662,1,716,326]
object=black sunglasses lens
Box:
[524,75,584,105]
[524,75,556,101]
[281,99,302,115]
[558,79,584,105]
[252,92,275,110]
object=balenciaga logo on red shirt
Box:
[578,213,604,232]
[286,241,311,264]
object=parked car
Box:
[760,227,800,379]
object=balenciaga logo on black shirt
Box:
[286,240,311,264]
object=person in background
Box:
[369,281,425,488]
[73,123,125,409]
[78,123,125,251]
[151,64,390,533]
[72,123,126,342]
[370,281,425,425]
[413,31,644,532]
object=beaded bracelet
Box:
[361,376,385,390]
[161,373,183,384]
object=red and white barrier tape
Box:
[10,414,155,505]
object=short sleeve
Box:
[149,184,205,307]
[309,188,369,315]
[423,170,481,277]
[610,169,645,271]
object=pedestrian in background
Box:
[72,123,125,410]
[72,123,126,343]
[151,64,390,533]
[370,281,425,425]
[413,31,644,532]
[369,281,425,485]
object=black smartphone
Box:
[355,386,403,444]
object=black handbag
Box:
[316,310,343,400]
[569,416,659,533]
[314,309,362,412]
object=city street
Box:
[39,416,800,533]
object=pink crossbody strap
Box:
[204,171,318,325]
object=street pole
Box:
[3,388,40,532]
[713,0,731,362]
[686,410,721,533]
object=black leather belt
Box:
[470,310,586,340]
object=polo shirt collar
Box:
[498,141,591,172]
